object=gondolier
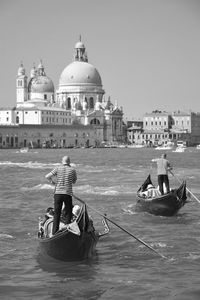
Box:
[136,174,187,216]
[152,153,172,195]
[45,156,77,235]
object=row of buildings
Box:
[127,110,200,147]
[0,37,200,148]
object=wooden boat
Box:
[38,202,109,261]
[136,175,187,216]
[173,146,185,153]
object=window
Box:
[67,97,71,109]
[89,97,94,109]
[90,118,100,125]
[44,94,47,100]
[18,80,22,87]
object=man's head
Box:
[62,156,70,165]
[161,153,166,159]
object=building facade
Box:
[128,110,200,146]
[0,38,124,148]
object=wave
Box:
[0,161,143,175]
[21,183,136,195]
[0,233,14,239]
[0,161,60,169]
[187,252,200,260]
[21,183,54,191]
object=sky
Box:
[0,0,200,120]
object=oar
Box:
[73,194,167,259]
[169,171,200,204]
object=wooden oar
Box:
[73,194,167,259]
[169,171,200,204]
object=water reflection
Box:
[36,250,99,279]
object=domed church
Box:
[55,37,124,133]
[0,37,124,148]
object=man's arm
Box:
[45,170,56,184]
[151,158,158,162]
[167,162,173,171]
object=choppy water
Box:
[0,147,200,300]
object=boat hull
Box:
[39,229,99,261]
[136,192,185,216]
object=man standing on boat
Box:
[152,153,172,195]
[45,156,77,235]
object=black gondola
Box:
[38,202,109,261]
[136,175,187,216]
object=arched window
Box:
[16,116,19,124]
[90,118,100,125]
[67,97,71,109]
[89,97,94,109]
[18,80,22,87]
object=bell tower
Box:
[16,62,28,105]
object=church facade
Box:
[0,38,124,148]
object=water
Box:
[0,148,200,299]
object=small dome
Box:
[30,65,37,78]
[18,63,25,76]
[59,61,102,86]
[75,41,85,49]
[28,75,54,93]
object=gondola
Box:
[136,175,187,216]
[38,202,109,261]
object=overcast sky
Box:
[0,0,200,119]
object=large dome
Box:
[28,75,54,93]
[59,61,102,87]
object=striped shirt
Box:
[48,165,77,195]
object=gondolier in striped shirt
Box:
[45,156,77,235]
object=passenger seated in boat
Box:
[71,205,81,221]
[39,205,81,238]
[140,184,161,199]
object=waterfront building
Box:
[129,110,200,146]
[126,120,143,145]
[0,38,124,148]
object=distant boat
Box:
[176,140,187,148]
[127,144,145,148]
[173,146,185,153]
[155,143,174,150]
[19,147,29,153]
